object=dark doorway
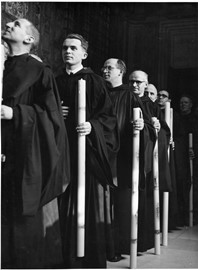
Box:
[168,67,198,112]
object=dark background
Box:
[1,2,198,111]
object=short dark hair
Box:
[24,19,40,50]
[117,59,126,76]
[65,33,88,52]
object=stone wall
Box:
[1,2,111,75]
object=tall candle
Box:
[77,79,86,257]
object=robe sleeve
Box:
[13,67,70,216]
[85,74,119,187]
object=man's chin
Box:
[1,34,9,41]
[133,90,139,94]
[64,59,73,64]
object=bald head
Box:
[129,70,148,97]
[145,84,158,102]
[129,70,148,82]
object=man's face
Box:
[129,71,147,97]
[2,19,31,44]
[180,97,192,114]
[62,38,87,67]
[157,90,169,106]
[102,59,122,83]
[145,85,157,102]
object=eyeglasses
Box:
[101,66,116,72]
[129,80,145,85]
[158,94,168,98]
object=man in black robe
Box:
[56,34,119,268]
[129,70,172,251]
[173,95,198,226]
[157,90,178,230]
[145,83,158,102]
[102,59,156,258]
[1,19,70,268]
[129,73,172,192]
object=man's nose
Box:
[6,22,13,29]
[103,67,108,72]
[133,81,138,86]
[66,47,72,53]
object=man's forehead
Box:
[130,71,147,80]
[159,90,168,96]
[63,38,82,46]
[105,59,117,66]
[147,85,157,93]
[180,97,191,102]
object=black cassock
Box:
[56,67,119,268]
[140,97,178,238]
[173,111,198,226]
[107,84,156,254]
[142,97,172,192]
[2,54,70,268]
[160,107,178,229]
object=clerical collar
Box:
[66,64,83,75]
[7,53,29,60]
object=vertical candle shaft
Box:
[77,79,86,257]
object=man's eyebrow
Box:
[63,45,77,48]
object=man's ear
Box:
[82,52,88,60]
[119,70,123,76]
[24,35,34,45]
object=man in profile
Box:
[145,83,158,102]
[129,70,173,250]
[102,58,154,259]
[158,90,170,109]
[1,18,70,268]
[157,89,179,230]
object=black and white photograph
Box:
[1,1,198,269]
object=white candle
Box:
[165,101,171,128]
[153,129,160,255]
[130,107,141,269]
[162,101,171,246]
[189,133,193,148]
[1,44,5,101]
[77,79,86,257]
[189,133,193,227]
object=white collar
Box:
[66,64,83,75]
